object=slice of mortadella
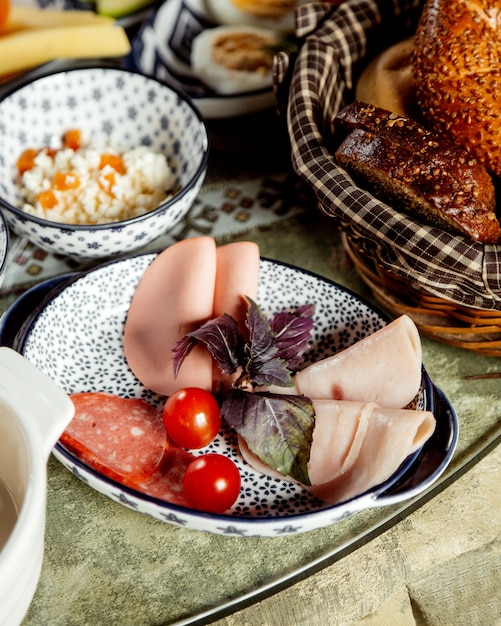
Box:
[238,398,436,505]
[293,314,423,408]
[124,237,218,396]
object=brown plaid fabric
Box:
[274,0,501,311]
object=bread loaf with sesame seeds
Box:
[332,102,501,244]
[412,0,501,179]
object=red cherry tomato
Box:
[162,387,221,449]
[183,454,241,513]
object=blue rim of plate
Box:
[0,210,9,283]
[0,256,459,534]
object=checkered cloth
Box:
[274,0,501,311]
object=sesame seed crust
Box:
[412,0,501,178]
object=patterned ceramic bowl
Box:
[0,66,209,259]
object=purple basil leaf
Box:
[245,298,293,387]
[173,314,244,378]
[270,304,315,370]
[172,334,197,378]
[221,388,315,485]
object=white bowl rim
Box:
[0,64,210,231]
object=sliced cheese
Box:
[1,7,115,35]
[96,0,155,18]
[0,24,131,77]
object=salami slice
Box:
[133,446,195,507]
[62,392,167,482]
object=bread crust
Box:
[333,102,501,244]
[412,0,501,178]
[355,37,418,119]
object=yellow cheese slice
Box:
[96,0,155,18]
[0,24,131,77]
[1,7,115,35]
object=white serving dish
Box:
[130,0,277,119]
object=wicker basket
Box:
[274,0,501,355]
[342,234,501,356]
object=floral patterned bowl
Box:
[0,65,209,259]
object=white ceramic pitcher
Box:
[0,347,74,626]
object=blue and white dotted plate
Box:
[4,255,458,536]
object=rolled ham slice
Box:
[292,315,423,409]
[306,399,435,504]
[239,398,436,505]
[124,237,217,396]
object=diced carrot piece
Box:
[44,147,58,160]
[99,171,116,195]
[54,171,80,191]
[99,153,126,175]
[37,190,58,210]
[63,129,82,151]
[16,149,38,174]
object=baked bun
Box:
[333,102,501,244]
[412,0,501,178]
[356,37,418,119]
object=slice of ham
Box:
[62,392,167,482]
[239,398,436,505]
[271,315,423,409]
[124,237,217,396]
[306,399,435,504]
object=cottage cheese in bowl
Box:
[18,131,177,225]
[0,66,209,259]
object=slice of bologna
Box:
[213,241,260,336]
[212,241,260,390]
[238,398,435,505]
[288,315,423,409]
[124,237,218,396]
[62,392,167,482]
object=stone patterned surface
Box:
[16,209,501,626]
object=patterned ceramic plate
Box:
[4,255,458,536]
